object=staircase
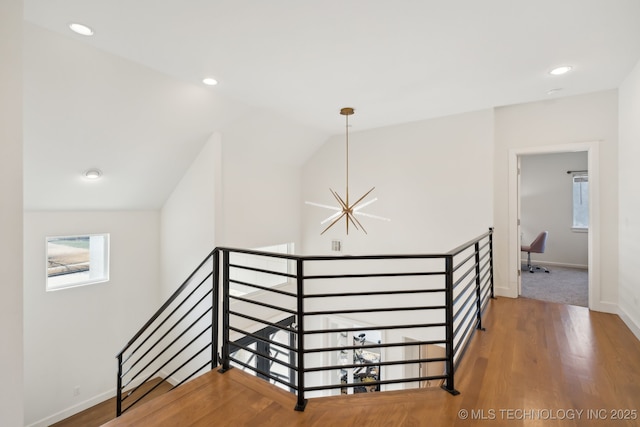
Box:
[115,229,494,417]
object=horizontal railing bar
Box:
[453,285,478,318]
[228,326,296,354]
[229,263,297,280]
[117,251,215,357]
[122,276,212,363]
[305,357,448,373]
[123,342,212,411]
[304,339,447,354]
[228,342,297,371]
[304,305,446,316]
[123,290,212,370]
[221,247,299,260]
[453,299,477,338]
[228,311,296,335]
[477,239,490,253]
[452,278,476,307]
[452,262,477,289]
[454,315,477,353]
[304,288,446,299]
[304,323,447,335]
[227,356,298,391]
[480,286,492,309]
[229,295,297,316]
[228,278,297,298]
[303,271,445,281]
[479,268,491,291]
[303,375,448,392]
[171,360,212,390]
[122,319,212,394]
[452,251,477,273]
[454,325,477,368]
[446,230,492,257]
[478,247,490,263]
[123,321,211,383]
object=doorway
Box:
[403,338,445,389]
[508,142,600,311]
[519,152,589,307]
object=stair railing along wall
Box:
[116,229,493,416]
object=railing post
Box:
[475,241,486,331]
[212,250,220,369]
[442,255,460,395]
[489,227,495,299]
[294,258,308,411]
[116,354,123,417]
[218,249,231,373]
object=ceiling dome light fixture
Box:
[305,107,390,235]
[202,77,218,86]
[69,23,94,36]
[549,66,572,76]
[84,169,102,180]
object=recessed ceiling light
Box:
[84,169,102,180]
[69,23,94,36]
[549,66,572,76]
[202,77,218,86]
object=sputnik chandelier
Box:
[306,107,390,235]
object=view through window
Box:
[46,234,110,291]
[572,174,589,230]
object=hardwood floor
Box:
[51,378,172,427]
[96,297,640,426]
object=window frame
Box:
[571,173,589,232]
[46,233,110,291]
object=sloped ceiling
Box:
[22,0,640,210]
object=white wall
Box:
[219,109,326,250]
[619,59,640,339]
[302,109,494,255]
[23,211,161,427]
[0,0,23,425]
[160,133,219,298]
[494,90,618,307]
[520,152,588,268]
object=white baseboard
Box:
[520,259,588,270]
[619,306,640,342]
[26,388,116,427]
[25,371,167,427]
[590,300,618,314]
[494,286,518,298]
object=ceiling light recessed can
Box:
[84,169,102,180]
[549,66,572,76]
[202,77,218,86]
[69,23,94,36]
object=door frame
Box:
[508,141,601,311]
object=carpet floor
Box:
[520,264,588,307]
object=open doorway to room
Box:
[509,141,600,311]
[519,152,589,307]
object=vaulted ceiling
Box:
[22,0,640,210]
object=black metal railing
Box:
[116,228,493,416]
[115,250,218,416]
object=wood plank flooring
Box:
[99,297,640,426]
[51,378,172,427]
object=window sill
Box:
[571,227,588,233]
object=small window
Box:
[46,234,110,291]
[572,174,589,231]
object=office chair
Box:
[521,231,549,273]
